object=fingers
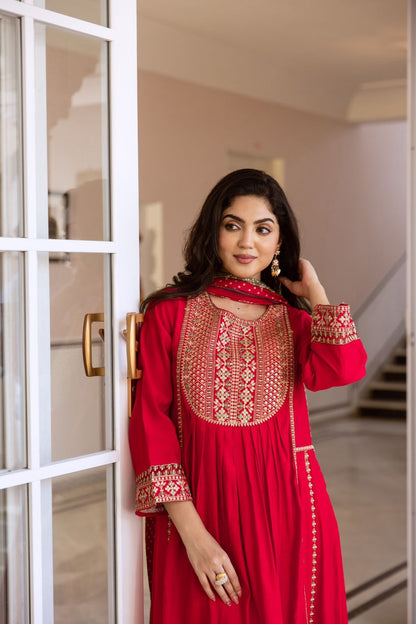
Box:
[214,584,234,606]
[298,258,319,283]
[196,565,242,607]
[198,573,217,602]
[279,275,297,295]
[279,260,321,300]
[210,563,242,606]
[223,563,242,602]
[279,275,292,288]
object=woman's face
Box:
[218,195,280,281]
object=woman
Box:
[129,169,367,623]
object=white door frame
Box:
[407,1,416,622]
[109,2,143,622]
[0,1,142,622]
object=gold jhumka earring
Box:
[271,248,281,278]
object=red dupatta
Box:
[205,275,287,306]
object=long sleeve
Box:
[291,303,367,391]
[129,299,192,516]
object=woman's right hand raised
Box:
[163,500,242,606]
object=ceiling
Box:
[137,0,407,122]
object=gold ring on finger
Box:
[214,572,228,586]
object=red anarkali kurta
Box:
[129,284,367,624]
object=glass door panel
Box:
[0,1,140,621]
[0,485,29,624]
[0,251,26,472]
[0,15,23,237]
[52,466,113,623]
[48,252,111,462]
[35,24,110,241]
[32,1,108,27]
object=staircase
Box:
[358,341,406,418]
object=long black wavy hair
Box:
[141,168,310,312]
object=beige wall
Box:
[138,69,406,311]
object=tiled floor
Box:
[312,416,407,623]
[350,589,406,624]
[52,415,407,622]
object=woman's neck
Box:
[207,293,269,321]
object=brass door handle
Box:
[82,313,105,377]
[126,312,144,417]
[126,313,144,380]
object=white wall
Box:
[138,70,406,314]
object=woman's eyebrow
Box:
[222,213,276,225]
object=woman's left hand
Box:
[279,258,330,308]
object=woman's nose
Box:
[238,228,254,248]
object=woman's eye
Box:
[224,222,239,231]
[257,226,271,234]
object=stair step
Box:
[382,364,406,375]
[358,337,407,419]
[358,399,407,411]
[369,381,407,392]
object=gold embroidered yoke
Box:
[179,293,292,427]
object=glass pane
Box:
[48,252,111,462]
[32,0,108,27]
[0,16,23,237]
[0,252,26,472]
[35,25,110,240]
[52,466,113,623]
[0,486,29,624]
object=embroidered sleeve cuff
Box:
[311,304,359,345]
[135,463,192,514]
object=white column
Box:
[407,1,416,622]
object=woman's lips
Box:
[234,255,257,264]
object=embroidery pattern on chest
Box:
[179,293,292,426]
